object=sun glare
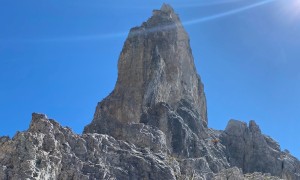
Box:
[293,0,300,9]
[286,0,300,18]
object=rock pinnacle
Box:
[84,4,207,138]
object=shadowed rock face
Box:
[1,3,300,180]
[220,120,300,179]
[84,4,207,138]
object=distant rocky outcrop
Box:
[220,120,300,179]
[1,3,300,180]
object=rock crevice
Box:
[1,4,300,180]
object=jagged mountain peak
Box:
[1,4,300,180]
[130,4,183,38]
[160,3,174,13]
[84,4,207,139]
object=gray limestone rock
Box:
[1,3,300,180]
[83,4,208,141]
[0,113,178,180]
[220,120,300,179]
[213,167,283,180]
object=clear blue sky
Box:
[0,0,299,159]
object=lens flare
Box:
[291,0,300,16]
[183,0,276,25]
[175,0,240,8]
[278,0,300,22]
[4,0,278,43]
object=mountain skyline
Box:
[0,0,299,160]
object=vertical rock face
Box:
[84,4,207,139]
[2,3,300,180]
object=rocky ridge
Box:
[0,114,290,180]
[1,4,300,180]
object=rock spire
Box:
[84,4,207,138]
[1,4,300,180]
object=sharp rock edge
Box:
[1,4,300,180]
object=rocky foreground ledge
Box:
[0,113,290,179]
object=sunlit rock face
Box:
[0,114,294,180]
[2,3,300,180]
[0,113,178,180]
[84,4,208,156]
[82,4,300,179]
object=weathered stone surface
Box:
[1,3,300,180]
[220,120,300,179]
[84,4,208,143]
[140,101,207,157]
[0,114,274,180]
[213,167,283,180]
[1,114,295,180]
[0,113,178,180]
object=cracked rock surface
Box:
[220,120,300,179]
[0,113,178,180]
[1,3,300,180]
[1,114,296,180]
